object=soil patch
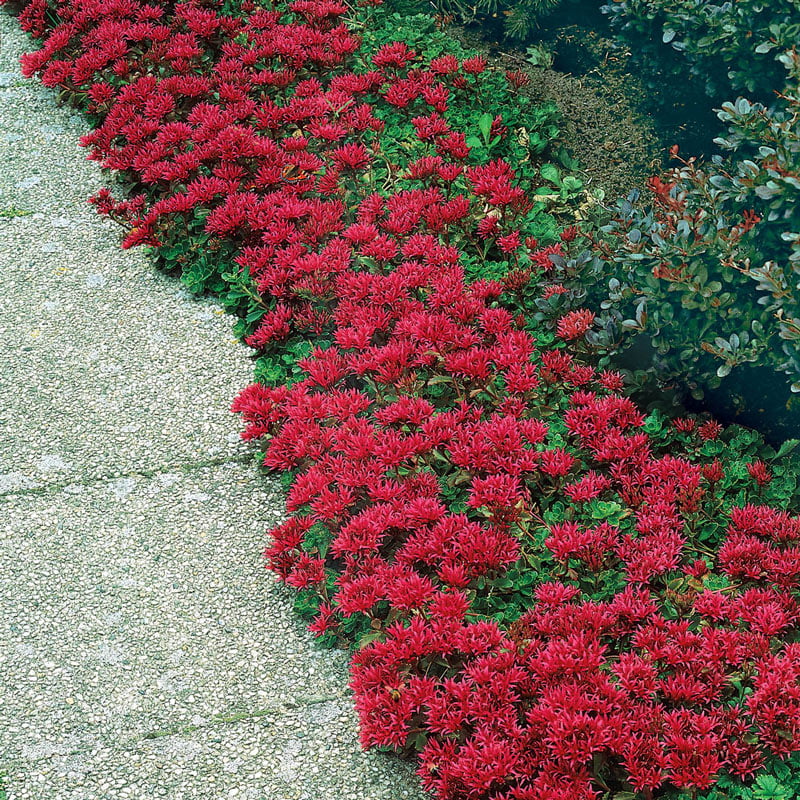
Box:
[446,19,664,200]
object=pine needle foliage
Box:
[434,0,563,40]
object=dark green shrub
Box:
[603,0,800,101]
[568,53,800,402]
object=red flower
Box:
[497,231,521,253]
[372,41,417,69]
[556,309,595,340]
[461,55,487,74]
[330,142,371,171]
[747,460,772,487]
[504,69,530,89]
[542,283,568,299]
[698,420,723,440]
[673,417,696,433]
[701,460,724,484]
[559,225,578,242]
[429,54,459,75]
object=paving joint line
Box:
[0,696,341,771]
[140,695,340,742]
[0,452,265,500]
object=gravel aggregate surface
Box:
[0,21,254,489]
[0,12,425,800]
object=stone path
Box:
[0,14,425,800]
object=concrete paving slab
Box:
[5,710,422,800]
[0,16,255,489]
[0,466,424,799]
[0,193,256,492]
[0,465,341,758]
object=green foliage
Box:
[571,56,800,400]
[150,208,238,299]
[503,0,563,41]
[470,559,547,626]
[535,162,585,209]
[252,338,318,388]
[603,0,800,102]
[424,0,563,41]
[524,43,554,68]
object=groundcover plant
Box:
[7,0,800,797]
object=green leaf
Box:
[540,163,562,186]
[465,135,483,150]
[774,439,800,461]
[478,112,493,146]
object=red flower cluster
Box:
[14,0,538,348]
[11,0,800,797]
[234,269,800,798]
[347,487,800,800]
[233,261,610,619]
